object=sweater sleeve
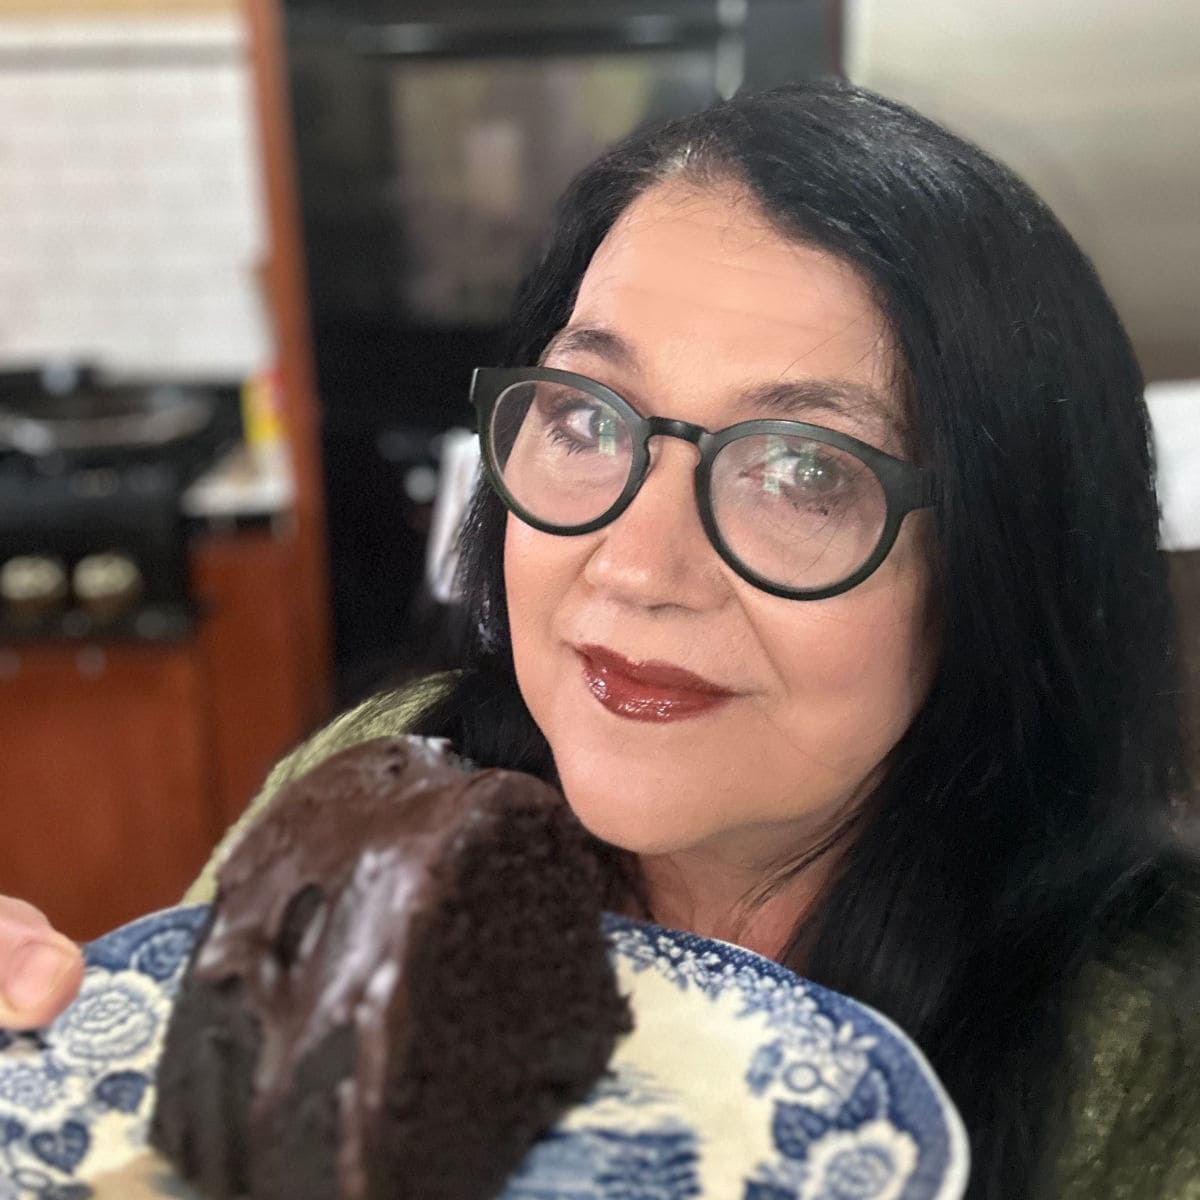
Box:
[181,673,455,905]
[1054,954,1200,1199]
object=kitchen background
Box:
[0,0,1196,938]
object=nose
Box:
[581,434,728,611]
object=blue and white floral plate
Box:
[0,906,969,1199]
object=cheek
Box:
[503,518,545,666]
[774,611,927,714]
[752,562,935,770]
[503,517,583,703]
[504,513,579,602]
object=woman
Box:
[4,81,1198,1197]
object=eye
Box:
[758,440,848,499]
[785,446,846,494]
[536,388,627,456]
[563,403,616,443]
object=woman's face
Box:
[505,180,935,870]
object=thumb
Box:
[0,897,85,1030]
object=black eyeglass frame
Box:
[470,366,936,601]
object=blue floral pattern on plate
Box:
[0,907,968,1199]
[0,905,207,1199]
[552,917,970,1200]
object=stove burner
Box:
[0,370,243,641]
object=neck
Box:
[632,832,848,964]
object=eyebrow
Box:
[540,325,638,371]
[737,378,901,440]
[540,324,903,441]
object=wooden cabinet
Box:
[0,640,218,941]
[0,521,323,942]
[190,525,314,834]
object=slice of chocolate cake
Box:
[150,736,632,1200]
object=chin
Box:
[553,762,710,857]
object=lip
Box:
[574,643,735,723]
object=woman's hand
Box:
[0,896,84,1029]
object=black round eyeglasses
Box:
[471,366,934,601]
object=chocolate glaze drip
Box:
[192,736,568,1200]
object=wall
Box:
[846,0,1200,382]
[0,6,268,377]
[0,1,237,13]
[847,0,1200,779]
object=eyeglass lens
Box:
[489,379,889,592]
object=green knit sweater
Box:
[183,676,1200,1198]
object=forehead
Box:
[564,181,900,438]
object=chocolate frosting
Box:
[192,736,567,1199]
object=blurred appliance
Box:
[0,367,241,641]
[285,0,839,695]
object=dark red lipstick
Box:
[575,643,735,722]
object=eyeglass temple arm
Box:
[915,467,937,511]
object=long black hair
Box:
[412,80,1198,1197]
